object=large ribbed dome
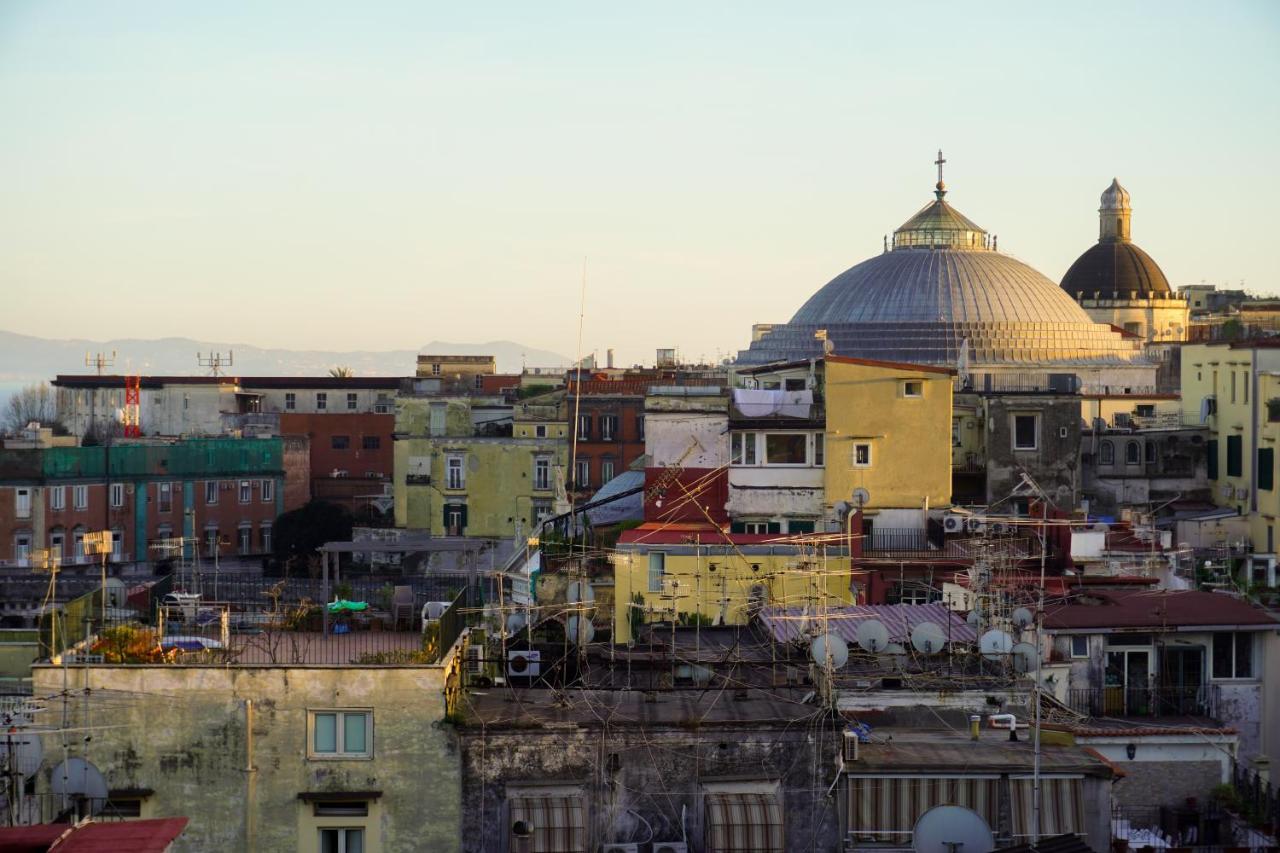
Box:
[737,171,1147,367]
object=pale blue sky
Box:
[2,2,1277,367]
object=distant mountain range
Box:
[0,329,570,383]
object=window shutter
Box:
[1207,439,1218,480]
[1227,435,1243,477]
[1260,448,1275,491]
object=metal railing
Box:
[1067,685,1215,718]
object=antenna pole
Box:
[568,259,587,518]
[197,350,234,377]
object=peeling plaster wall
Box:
[1213,681,1263,759]
[30,664,460,853]
[458,722,839,853]
[984,396,1081,507]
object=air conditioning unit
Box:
[653,844,689,853]
[507,649,541,678]
[965,517,986,533]
[464,644,484,676]
[1220,484,1233,499]
[943,514,965,534]
[989,522,1011,535]
[601,845,639,853]
[843,730,860,762]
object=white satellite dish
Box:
[50,757,109,816]
[810,634,849,669]
[851,488,871,507]
[856,618,890,653]
[505,611,528,636]
[566,615,595,645]
[1011,607,1034,629]
[566,581,595,605]
[979,629,1014,662]
[966,609,982,627]
[910,622,947,655]
[913,804,994,853]
[883,642,907,657]
[0,716,43,777]
[1011,642,1039,674]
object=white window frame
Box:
[1013,414,1039,451]
[15,533,32,563]
[575,459,590,488]
[346,392,358,411]
[285,392,297,411]
[533,458,551,491]
[762,432,809,467]
[731,431,760,466]
[48,486,63,512]
[110,529,123,559]
[205,481,218,506]
[532,500,553,523]
[15,489,32,519]
[601,459,615,484]
[813,432,825,467]
[648,552,666,593]
[308,709,373,759]
[318,827,365,853]
[902,380,923,398]
[260,523,273,553]
[852,442,872,468]
[49,531,64,559]
[239,480,252,504]
[110,483,125,508]
[261,479,275,503]
[316,392,328,410]
[157,482,172,513]
[1070,635,1089,658]
[238,524,252,555]
[601,414,617,441]
[73,485,89,510]
[445,455,465,490]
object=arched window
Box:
[1099,441,1114,465]
[1126,441,1141,465]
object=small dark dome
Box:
[1060,241,1171,297]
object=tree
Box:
[272,500,355,574]
[329,366,354,378]
[3,382,63,434]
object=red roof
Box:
[0,818,188,852]
[1044,589,1280,632]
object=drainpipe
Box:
[245,698,256,851]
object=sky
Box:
[2,2,1278,368]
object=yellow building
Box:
[393,393,568,538]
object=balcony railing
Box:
[1067,685,1215,718]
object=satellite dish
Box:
[566,581,595,604]
[856,618,890,653]
[50,757,109,816]
[912,804,994,853]
[0,716,43,777]
[566,615,595,645]
[910,622,947,655]
[810,634,849,669]
[1011,607,1034,629]
[1011,642,1039,674]
[505,612,528,636]
[966,609,982,627]
[851,488,871,507]
[883,642,907,657]
[979,629,1014,662]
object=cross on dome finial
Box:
[934,149,947,200]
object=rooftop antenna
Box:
[84,351,116,376]
[934,149,947,200]
[197,350,234,377]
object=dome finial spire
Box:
[934,149,947,200]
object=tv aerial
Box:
[910,621,947,655]
[810,633,849,670]
[979,629,1014,662]
[1011,607,1034,630]
[912,804,995,853]
[856,618,890,653]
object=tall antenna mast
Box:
[84,351,116,376]
[197,350,234,377]
[568,259,587,515]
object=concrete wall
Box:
[30,663,461,853]
[983,395,1082,507]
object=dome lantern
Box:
[1099,178,1132,243]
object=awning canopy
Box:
[1010,777,1084,838]
[846,776,1000,842]
[705,791,784,853]
[508,795,586,853]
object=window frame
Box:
[1070,635,1089,659]
[445,455,465,490]
[1125,441,1141,466]
[1012,414,1039,451]
[1212,632,1254,680]
[49,486,65,511]
[762,432,809,467]
[205,481,219,506]
[308,709,373,760]
[239,480,252,504]
[648,552,666,592]
[852,442,872,468]
[902,380,923,398]
[346,392,358,411]
[361,435,381,451]
[813,432,825,467]
[331,435,351,450]
[316,392,328,410]
[73,485,89,510]
[575,458,590,489]
[601,459,615,484]
[1099,441,1114,465]
[157,482,172,513]
[109,483,125,508]
[261,479,275,503]
[318,827,365,853]
[533,457,551,491]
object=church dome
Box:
[1060,178,1173,297]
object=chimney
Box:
[606,348,615,369]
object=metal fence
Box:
[1067,685,1215,718]
[1232,760,1280,838]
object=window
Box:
[157,482,172,513]
[1244,371,1249,404]
[314,800,369,817]
[1227,435,1243,478]
[814,433,824,467]
[73,529,85,560]
[374,394,391,414]
[431,363,441,376]
[205,481,218,505]
[15,488,31,519]
[578,414,592,438]
[428,403,446,436]
[731,432,759,465]
[346,392,358,411]
[14,534,32,563]
[1013,415,1038,451]
[443,503,466,534]
[310,710,371,758]
[902,380,923,398]
[474,374,484,390]
[648,552,666,592]
[788,520,816,534]
[261,479,275,502]
[238,525,251,554]
[535,424,547,438]
[260,523,273,553]
[1212,632,1253,679]
[1263,449,1278,492]
[204,527,219,558]
[332,435,350,450]
[736,521,781,535]
[533,458,551,491]
[104,798,143,819]
[575,459,590,488]
[1207,438,1219,480]
[110,483,124,508]
[361,435,380,450]
[319,828,364,853]
[238,480,251,503]
[532,500,553,523]
[1144,441,1156,464]
[316,392,328,410]
[446,455,465,490]
[600,415,618,441]
[1099,441,1114,465]
[283,392,297,411]
[785,377,806,391]
[73,485,88,510]
[1231,372,1237,404]
[852,443,872,468]
[110,530,123,558]
[49,486,65,512]
[764,433,807,465]
[637,416,645,441]
[601,460,615,483]
[1125,441,1140,465]
[1070,636,1089,658]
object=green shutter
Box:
[1260,448,1275,491]
[1207,439,1218,481]
[1227,435,1243,477]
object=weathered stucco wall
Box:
[30,664,461,853]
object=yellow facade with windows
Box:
[823,357,954,510]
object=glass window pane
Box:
[346,829,364,853]
[743,433,757,465]
[1212,633,1233,679]
[765,433,807,464]
[320,830,339,853]
[314,713,337,753]
[344,713,367,754]
[1235,635,1252,678]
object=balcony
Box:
[1066,685,1215,719]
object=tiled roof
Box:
[0,818,189,852]
[1043,589,1280,631]
[760,603,976,646]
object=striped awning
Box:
[508,795,586,853]
[705,791,785,853]
[1010,777,1084,838]
[846,776,1000,842]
